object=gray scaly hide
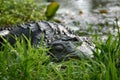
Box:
[0,21,93,62]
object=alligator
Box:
[0,21,93,62]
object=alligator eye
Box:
[52,44,64,51]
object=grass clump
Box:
[0,21,120,80]
[0,37,50,80]
[0,0,46,27]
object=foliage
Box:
[45,2,60,20]
[0,0,46,27]
[0,36,50,80]
[0,20,120,80]
[0,0,120,80]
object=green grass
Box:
[0,0,120,79]
[0,0,46,27]
[0,23,120,80]
[0,36,50,80]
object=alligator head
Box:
[47,36,88,62]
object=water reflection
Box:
[54,0,92,14]
[42,0,120,35]
[51,0,94,31]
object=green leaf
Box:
[45,2,60,20]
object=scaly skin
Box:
[0,21,90,61]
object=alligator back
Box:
[0,21,79,46]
